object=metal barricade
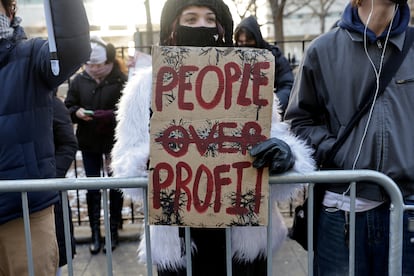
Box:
[273,170,405,276]
[0,169,406,276]
[0,177,147,276]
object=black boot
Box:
[87,191,102,255]
[90,225,102,254]
[103,224,119,253]
[110,189,124,231]
[103,189,123,253]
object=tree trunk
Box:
[269,0,286,53]
[144,0,153,47]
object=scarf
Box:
[85,63,113,83]
[175,25,221,47]
[0,15,21,39]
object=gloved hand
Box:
[92,110,115,135]
[92,109,114,121]
[250,137,295,174]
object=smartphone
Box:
[83,110,94,116]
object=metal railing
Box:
[69,155,141,226]
[0,169,406,275]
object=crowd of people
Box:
[1,0,414,275]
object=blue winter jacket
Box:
[0,0,91,224]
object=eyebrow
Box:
[181,11,215,16]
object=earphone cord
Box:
[340,2,398,203]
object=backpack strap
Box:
[322,27,414,168]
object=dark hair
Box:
[351,0,363,6]
[1,0,16,18]
[104,43,116,63]
[234,27,255,46]
[90,38,116,63]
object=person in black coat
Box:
[234,15,294,117]
[65,36,127,254]
[52,93,78,274]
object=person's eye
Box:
[183,16,197,24]
[207,16,216,23]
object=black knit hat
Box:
[160,0,234,46]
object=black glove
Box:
[250,137,295,174]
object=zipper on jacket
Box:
[377,40,383,49]
[396,78,414,84]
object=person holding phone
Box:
[65,36,127,254]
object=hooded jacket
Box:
[111,67,315,270]
[65,64,127,154]
[285,3,414,201]
[0,0,90,224]
[235,16,294,114]
[160,0,233,46]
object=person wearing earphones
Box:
[285,0,414,275]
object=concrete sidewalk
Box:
[62,217,308,276]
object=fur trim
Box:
[111,68,152,201]
[138,226,187,270]
[269,97,315,202]
[232,204,287,262]
[139,205,288,265]
[112,68,316,268]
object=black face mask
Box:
[390,0,407,4]
[175,25,222,47]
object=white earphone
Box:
[340,1,398,201]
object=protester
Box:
[52,93,78,275]
[111,0,315,275]
[0,0,90,274]
[285,0,414,275]
[65,36,127,254]
[234,15,294,116]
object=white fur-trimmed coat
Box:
[111,67,315,270]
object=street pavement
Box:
[61,216,308,276]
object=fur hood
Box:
[112,68,315,269]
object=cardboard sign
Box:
[149,46,274,227]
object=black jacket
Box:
[53,95,78,267]
[53,96,78,178]
[65,64,127,153]
[0,0,90,224]
[235,16,294,115]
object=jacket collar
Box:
[345,28,405,51]
[339,3,410,44]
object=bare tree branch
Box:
[230,0,258,19]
